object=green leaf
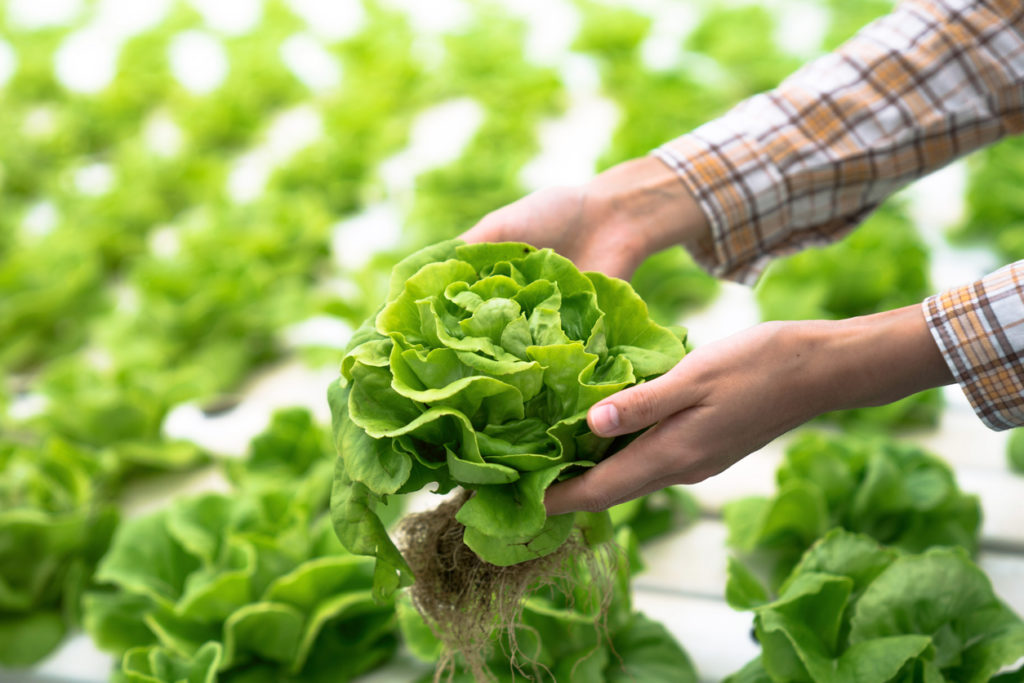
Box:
[587,271,685,376]
[221,602,304,667]
[329,466,411,600]
[0,611,66,668]
[456,465,569,539]
[607,612,697,682]
[118,641,222,683]
[849,547,998,644]
[726,556,770,610]
[95,511,199,606]
[463,513,575,567]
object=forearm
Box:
[656,0,1024,282]
[796,305,955,417]
[585,156,712,265]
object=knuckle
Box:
[622,386,661,427]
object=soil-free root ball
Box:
[328,239,686,597]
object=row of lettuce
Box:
[8,0,1020,467]
[6,406,1022,681]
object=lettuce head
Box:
[329,240,686,594]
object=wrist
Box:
[585,156,712,265]
[798,305,955,415]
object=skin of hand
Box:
[460,155,956,516]
[544,305,955,514]
[460,156,711,281]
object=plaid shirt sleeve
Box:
[654,0,1024,429]
[654,0,1024,284]
[925,262,1024,429]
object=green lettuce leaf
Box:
[724,431,980,602]
[0,436,119,667]
[728,529,1024,682]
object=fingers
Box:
[588,364,699,438]
[544,417,699,515]
[460,212,508,244]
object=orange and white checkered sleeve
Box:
[654,0,1024,285]
[925,264,1024,430]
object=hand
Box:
[461,157,710,281]
[544,305,954,515]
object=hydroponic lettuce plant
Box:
[85,490,397,683]
[629,248,719,326]
[86,408,400,682]
[0,436,119,667]
[953,135,1024,261]
[724,431,980,601]
[724,529,1024,682]
[330,239,686,582]
[329,239,686,675]
[399,529,698,682]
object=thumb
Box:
[459,210,509,245]
[587,365,694,437]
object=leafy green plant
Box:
[724,431,980,599]
[609,486,701,545]
[85,407,398,682]
[0,436,119,667]
[1007,428,1024,475]
[329,239,686,591]
[629,248,719,326]
[725,529,1024,682]
[953,136,1024,261]
[85,490,396,682]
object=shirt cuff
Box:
[652,119,788,286]
[923,261,1024,430]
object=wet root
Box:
[397,491,617,682]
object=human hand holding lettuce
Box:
[462,156,956,516]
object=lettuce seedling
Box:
[724,431,980,603]
[88,407,398,682]
[725,529,1024,682]
[86,491,396,682]
[0,437,119,667]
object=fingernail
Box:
[590,403,620,435]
